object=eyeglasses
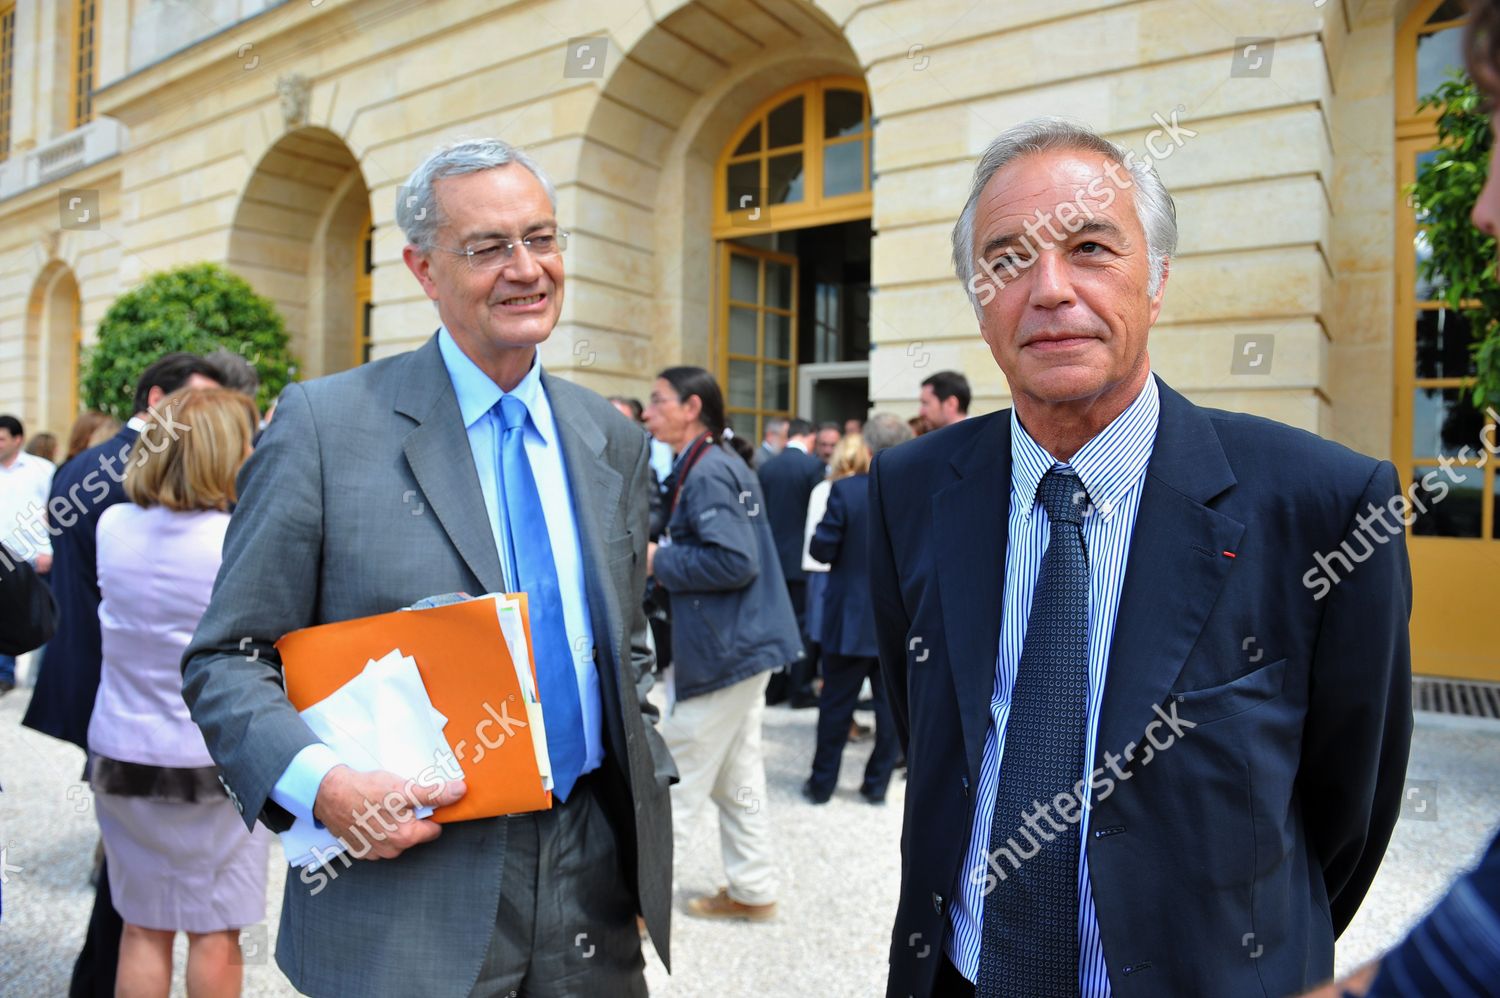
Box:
[434,230,569,270]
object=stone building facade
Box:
[0,0,1491,679]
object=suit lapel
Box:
[1094,379,1245,759]
[933,414,1013,783]
[395,336,505,595]
[544,374,627,711]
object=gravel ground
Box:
[2,684,1496,997]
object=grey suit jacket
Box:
[182,334,676,997]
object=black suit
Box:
[807,474,899,800]
[869,379,1412,997]
[758,444,827,584]
[757,445,827,703]
[23,425,138,748]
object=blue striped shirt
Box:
[947,374,1160,995]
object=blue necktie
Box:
[979,468,1089,998]
[495,394,587,802]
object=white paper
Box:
[492,596,553,792]
[280,649,462,869]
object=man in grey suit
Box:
[183,138,676,998]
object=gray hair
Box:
[202,348,259,397]
[397,138,558,250]
[951,117,1178,308]
[864,412,913,456]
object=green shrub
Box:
[80,262,296,419]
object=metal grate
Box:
[1413,677,1500,720]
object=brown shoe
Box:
[684,888,777,922]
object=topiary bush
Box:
[80,262,297,419]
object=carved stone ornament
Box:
[276,73,312,130]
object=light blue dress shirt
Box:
[946,375,1160,996]
[270,328,602,822]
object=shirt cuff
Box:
[269,742,344,821]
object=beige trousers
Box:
[660,669,778,906]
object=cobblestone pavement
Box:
[2,686,1496,997]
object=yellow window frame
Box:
[713,76,873,240]
[72,0,97,129]
[718,241,799,441]
[0,1,13,161]
[1393,0,1496,541]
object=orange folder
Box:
[277,595,553,823]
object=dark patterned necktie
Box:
[979,468,1089,998]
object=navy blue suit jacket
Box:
[808,473,877,658]
[23,425,138,749]
[869,378,1412,998]
[758,445,827,584]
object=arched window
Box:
[714,77,872,238]
[1394,0,1499,681]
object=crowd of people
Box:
[2,351,280,996]
[6,2,1500,991]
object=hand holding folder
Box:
[277,593,556,831]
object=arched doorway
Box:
[27,261,82,437]
[228,127,373,380]
[714,76,872,438]
[570,0,869,426]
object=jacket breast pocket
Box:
[1169,657,1288,725]
[606,532,634,567]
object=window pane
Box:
[764,261,792,310]
[765,312,792,360]
[733,122,761,156]
[729,254,759,304]
[1410,464,1484,536]
[814,282,841,363]
[1416,26,1465,102]
[1413,387,1486,458]
[1415,309,1477,379]
[726,160,761,214]
[824,140,865,198]
[728,360,758,409]
[824,89,864,138]
[1414,230,1444,301]
[763,364,790,412]
[767,96,804,149]
[729,306,758,356]
[768,152,804,204]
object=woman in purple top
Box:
[88,387,270,998]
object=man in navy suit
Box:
[22,351,221,998]
[804,413,911,805]
[757,417,826,707]
[869,119,1411,998]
